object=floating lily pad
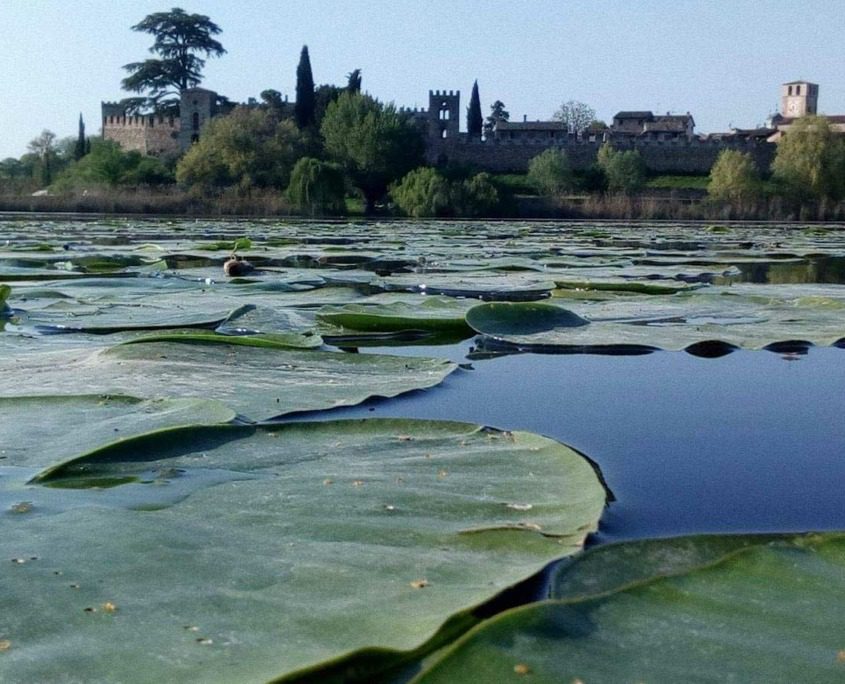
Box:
[466,302,589,337]
[0,395,235,469]
[412,533,845,683]
[0,340,457,421]
[122,329,322,350]
[466,288,845,352]
[317,298,474,335]
[4,419,606,683]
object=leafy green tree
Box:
[708,149,761,204]
[484,100,509,136]
[314,84,344,129]
[27,130,57,186]
[527,149,574,196]
[346,69,362,94]
[467,80,482,139]
[597,144,646,194]
[74,114,87,161]
[455,172,500,216]
[771,116,845,201]
[287,157,346,216]
[553,100,597,136]
[54,139,173,188]
[176,107,306,192]
[321,92,425,212]
[391,167,452,217]
[121,8,225,112]
[260,89,285,113]
[295,45,316,129]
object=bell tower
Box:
[781,81,818,118]
[428,90,460,140]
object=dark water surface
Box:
[299,343,845,543]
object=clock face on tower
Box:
[788,100,800,115]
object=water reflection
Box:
[714,255,845,285]
[309,343,845,543]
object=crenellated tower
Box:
[428,90,460,140]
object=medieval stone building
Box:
[102,80,838,176]
[101,87,219,156]
[406,89,774,174]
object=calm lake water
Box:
[309,342,845,543]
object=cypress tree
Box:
[74,114,87,160]
[467,80,482,139]
[295,45,315,128]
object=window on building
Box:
[441,128,448,139]
[788,86,793,96]
[192,113,200,130]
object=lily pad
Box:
[466,302,589,337]
[465,289,845,352]
[3,419,606,683]
[411,533,845,684]
[0,395,236,469]
[317,298,474,335]
[0,340,457,421]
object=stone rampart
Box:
[426,136,775,175]
[101,107,181,157]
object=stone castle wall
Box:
[102,113,180,157]
[425,135,776,175]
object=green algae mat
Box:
[2,218,845,682]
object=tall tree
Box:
[467,80,482,139]
[295,45,316,128]
[121,7,225,112]
[74,114,87,161]
[321,92,424,212]
[553,100,597,135]
[708,149,761,204]
[27,130,57,186]
[772,116,845,202]
[597,144,646,195]
[484,100,509,136]
[346,69,362,94]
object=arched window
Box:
[441,128,448,139]
[192,112,200,130]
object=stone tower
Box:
[781,81,818,118]
[428,90,460,140]
[179,87,218,149]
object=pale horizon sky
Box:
[1,0,844,160]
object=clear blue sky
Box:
[1,0,844,160]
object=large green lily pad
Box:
[412,533,845,683]
[0,340,457,421]
[466,288,845,351]
[2,419,606,683]
[0,395,235,469]
[317,298,474,335]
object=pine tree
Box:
[295,45,316,129]
[74,114,87,161]
[467,80,482,138]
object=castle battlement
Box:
[103,114,178,128]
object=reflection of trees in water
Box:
[735,256,845,284]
